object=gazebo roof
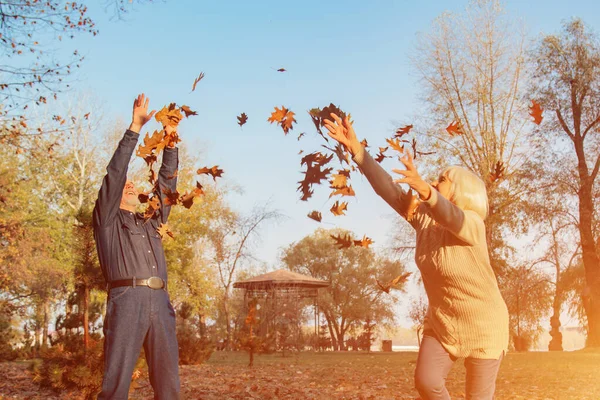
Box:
[233,269,330,290]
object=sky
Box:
[44,0,599,328]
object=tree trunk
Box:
[83,285,90,350]
[42,301,49,351]
[574,138,600,347]
[223,291,232,351]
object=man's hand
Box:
[129,93,156,133]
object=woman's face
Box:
[432,173,452,199]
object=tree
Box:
[530,17,600,347]
[411,0,536,277]
[409,296,428,347]
[202,205,280,350]
[281,228,407,351]
[503,265,552,351]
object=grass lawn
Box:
[1,350,599,399]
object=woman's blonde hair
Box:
[442,166,489,220]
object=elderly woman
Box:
[324,114,508,400]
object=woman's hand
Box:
[392,151,431,200]
[129,93,156,133]
[323,113,362,156]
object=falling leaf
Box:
[143,196,160,220]
[298,150,304,155]
[268,106,297,135]
[360,139,369,148]
[136,130,166,163]
[84,112,90,120]
[180,182,204,209]
[395,124,413,137]
[162,188,180,206]
[155,105,183,128]
[148,167,156,185]
[375,152,387,163]
[490,161,505,183]
[353,235,374,248]
[138,192,150,203]
[297,132,306,141]
[329,186,355,198]
[529,100,543,125]
[322,143,350,165]
[181,105,198,117]
[309,103,349,142]
[330,233,353,249]
[197,166,224,181]
[157,223,175,239]
[379,147,388,154]
[191,72,205,92]
[446,121,464,136]
[377,272,412,294]
[330,170,351,189]
[307,211,322,222]
[386,138,404,153]
[330,201,348,216]
[237,112,248,127]
[277,68,286,72]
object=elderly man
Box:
[94,94,180,399]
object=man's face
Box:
[121,180,140,208]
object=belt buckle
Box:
[147,276,163,290]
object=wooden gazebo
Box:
[234,269,329,349]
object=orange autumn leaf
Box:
[268,106,297,135]
[330,233,353,249]
[157,223,175,239]
[191,72,205,92]
[360,138,369,148]
[529,100,543,125]
[379,146,388,154]
[237,112,248,127]
[386,137,404,153]
[330,200,348,216]
[137,130,165,162]
[375,152,387,163]
[446,121,464,136]
[155,104,183,128]
[376,272,411,294]
[330,170,350,189]
[307,210,322,222]
[329,185,355,198]
[353,235,374,248]
[197,165,224,181]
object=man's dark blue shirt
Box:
[93,129,178,283]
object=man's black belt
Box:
[108,276,166,290]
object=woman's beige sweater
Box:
[354,147,509,359]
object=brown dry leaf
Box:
[162,188,180,206]
[191,72,205,92]
[143,196,160,220]
[490,161,505,183]
[181,105,198,117]
[377,272,411,294]
[307,210,322,222]
[529,100,543,125]
[375,152,387,163]
[157,223,175,239]
[268,106,297,135]
[395,124,413,137]
[330,201,348,216]
[237,112,248,127]
[155,104,183,128]
[330,233,353,249]
[297,132,306,141]
[180,182,204,209]
[197,166,224,181]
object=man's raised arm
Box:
[93,94,156,227]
